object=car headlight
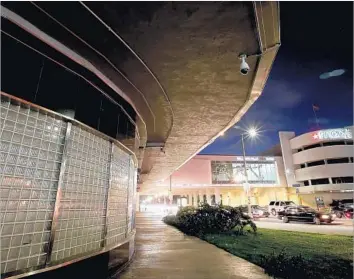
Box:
[321,215,329,219]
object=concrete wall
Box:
[295,163,354,181]
[279,131,297,187]
[171,156,212,185]
[293,145,354,165]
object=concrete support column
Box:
[193,191,198,207]
[206,189,212,204]
[215,188,221,205]
[199,190,204,204]
[228,192,232,206]
[187,192,192,206]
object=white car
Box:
[268,201,296,216]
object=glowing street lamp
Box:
[234,126,259,217]
[248,127,258,138]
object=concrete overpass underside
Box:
[1,2,280,193]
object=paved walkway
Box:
[119,212,268,279]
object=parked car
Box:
[239,205,270,218]
[339,207,354,219]
[331,203,354,218]
[252,205,270,218]
[268,200,296,216]
[278,206,334,225]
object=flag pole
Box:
[312,105,320,130]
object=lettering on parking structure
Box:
[313,128,352,140]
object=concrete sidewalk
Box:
[118,212,268,279]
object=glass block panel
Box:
[105,145,130,247]
[51,125,110,262]
[0,99,66,274]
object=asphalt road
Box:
[254,217,353,236]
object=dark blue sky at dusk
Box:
[201,2,353,156]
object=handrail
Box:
[1,91,138,167]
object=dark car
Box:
[342,207,354,219]
[331,203,354,218]
[277,206,334,225]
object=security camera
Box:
[239,54,250,75]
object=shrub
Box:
[163,203,256,236]
[163,215,179,227]
[260,251,353,279]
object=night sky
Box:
[201,2,353,156]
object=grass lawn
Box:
[203,228,353,279]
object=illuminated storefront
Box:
[150,154,292,208]
[211,157,278,185]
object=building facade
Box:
[147,126,353,209]
[280,126,353,207]
[154,154,299,208]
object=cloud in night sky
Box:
[320,69,346,79]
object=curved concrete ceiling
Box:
[1,2,280,192]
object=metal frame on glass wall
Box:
[101,143,114,249]
[45,123,72,265]
[1,92,137,279]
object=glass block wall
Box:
[0,94,137,277]
[1,100,66,274]
[105,146,130,247]
[50,126,111,262]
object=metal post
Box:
[241,134,252,216]
[125,156,131,238]
[101,142,113,248]
[45,122,72,265]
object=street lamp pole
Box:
[240,134,252,216]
